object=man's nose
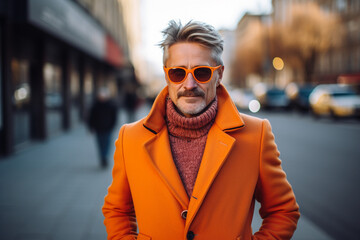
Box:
[183,73,197,89]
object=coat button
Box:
[187,231,195,240]
[181,210,188,219]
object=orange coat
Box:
[103,85,300,240]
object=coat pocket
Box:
[137,233,152,240]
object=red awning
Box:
[105,35,124,68]
[337,74,360,84]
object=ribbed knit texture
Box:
[166,97,217,197]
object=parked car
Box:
[261,87,291,110]
[286,83,315,112]
[309,84,360,119]
[230,88,261,113]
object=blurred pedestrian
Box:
[103,20,299,239]
[88,87,117,168]
[123,82,138,123]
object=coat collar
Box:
[142,84,245,134]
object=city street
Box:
[0,103,359,239]
[251,110,360,239]
[1,0,360,239]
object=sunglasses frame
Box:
[163,65,222,84]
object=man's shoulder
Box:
[119,117,156,139]
[122,118,145,132]
[238,112,268,130]
[239,112,265,123]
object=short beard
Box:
[177,101,207,116]
[174,88,206,116]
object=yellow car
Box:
[309,84,360,118]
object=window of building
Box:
[332,50,341,73]
[12,59,31,146]
[0,27,2,130]
[70,64,80,125]
[351,47,358,72]
[44,62,63,137]
[357,47,360,72]
[347,20,359,42]
[319,52,330,73]
[84,67,94,117]
[336,0,347,12]
[351,0,360,13]
[358,19,360,41]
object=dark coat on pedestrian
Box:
[88,99,118,133]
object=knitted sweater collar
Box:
[165,96,218,139]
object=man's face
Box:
[164,42,224,117]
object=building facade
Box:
[231,13,274,88]
[272,0,360,83]
[0,0,132,156]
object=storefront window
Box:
[12,59,31,146]
[84,68,93,113]
[44,62,63,136]
[70,66,80,125]
[0,28,2,130]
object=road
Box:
[249,110,360,239]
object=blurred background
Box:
[0,0,359,239]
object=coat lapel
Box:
[184,85,244,228]
[144,126,189,209]
[186,124,236,228]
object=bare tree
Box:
[231,2,343,86]
[231,21,266,87]
[270,2,343,83]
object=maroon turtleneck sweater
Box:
[165,97,218,197]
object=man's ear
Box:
[217,65,225,87]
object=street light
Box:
[272,57,284,71]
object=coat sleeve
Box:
[253,119,300,240]
[102,125,137,240]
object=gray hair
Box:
[159,20,224,66]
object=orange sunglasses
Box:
[163,65,222,84]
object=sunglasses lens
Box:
[168,68,186,83]
[194,67,212,82]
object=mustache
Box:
[177,89,205,98]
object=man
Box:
[88,87,117,168]
[102,20,300,240]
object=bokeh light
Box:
[273,57,284,70]
[249,100,261,113]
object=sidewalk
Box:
[0,104,332,240]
